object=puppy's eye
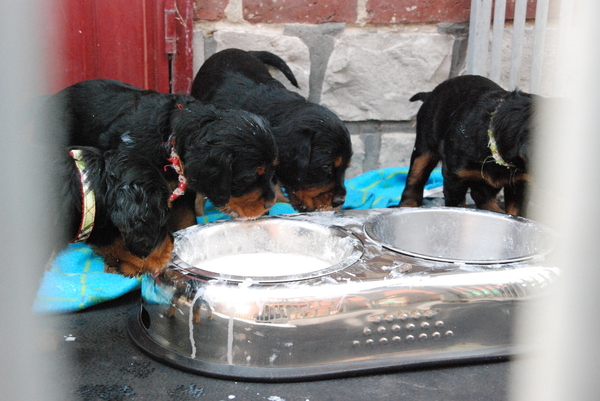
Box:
[322,164,333,174]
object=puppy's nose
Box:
[332,196,345,208]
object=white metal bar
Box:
[508,0,528,89]
[530,0,550,94]
[467,0,493,76]
[552,0,575,96]
[490,0,507,83]
[466,0,480,74]
[510,3,600,401]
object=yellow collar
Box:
[487,99,515,169]
[69,149,96,242]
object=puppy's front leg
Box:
[442,174,470,208]
[503,181,527,216]
[400,152,440,207]
[168,192,198,231]
[194,193,206,216]
[274,183,289,204]
[469,182,504,213]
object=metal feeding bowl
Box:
[129,208,558,381]
[170,218,363,283]
[364,207,552,264]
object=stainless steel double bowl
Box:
[128,207,558,381]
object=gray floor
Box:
[39,290,517,401]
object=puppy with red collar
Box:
[48,79,278,230]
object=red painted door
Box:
[49,0,193,94]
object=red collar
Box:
[164,137,187,203]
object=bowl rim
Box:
[363,207,555,265]
[170,217,365,283]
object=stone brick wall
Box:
[195,0,538,24]
[192,0,553,178]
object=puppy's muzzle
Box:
[332,195,345,209]
[219,189,275,219]
[289,184,345,212]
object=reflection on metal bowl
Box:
[364,207,554,264]
[170,218,363,282]
[128,208,559,381]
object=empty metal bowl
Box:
[170,218,364,282]
[364,207,553,264]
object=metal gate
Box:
[466,0,574,96]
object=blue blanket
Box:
[33,167,442,313]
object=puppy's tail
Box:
[410,92,430,102]
[249,50,299,88]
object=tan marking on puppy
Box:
[219,189,275,219]
[100,235,174,277]
[478,199,505,214]
[288,182,340,211]
[334,156,343,168]
[400,153,438,207]
[406,153,436,186]
[505,203,521,216]
[456,169,530,215]
[456,169,531,189]
[194,193,206,216]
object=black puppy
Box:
[49,79,278,227]
[399,75,535,216]
[191,48,352,212]
[57,147,173,277]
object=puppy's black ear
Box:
[184,146,233,207]
[278,128,312,189]
[495,92,535,165]
[104,152,171,258]
[109,182,170,258]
